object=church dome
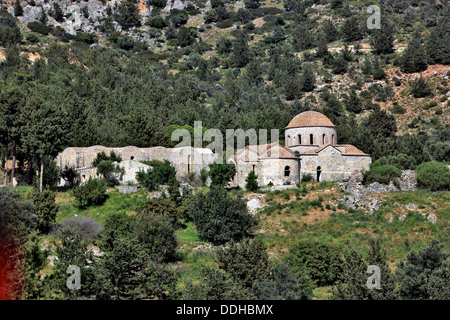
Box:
[286,111,336,129]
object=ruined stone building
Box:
[228,111,372,188]
[57,111,371,188]
[56,145,216,186]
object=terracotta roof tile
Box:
[286,111,336,128]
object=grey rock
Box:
[427,214,437,224]
[116,185,140,194]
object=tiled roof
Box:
[235,143,298,162]
[286,111,336,128]
[301,144,369,156]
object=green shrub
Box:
[217,240,270,288]
[200,168,209,186]
[188,188,257,244]
[301,173,313,183]
[245,170,258,191]
[136,159,177,190]
[147,15,167,29]
[135,213,177,262]
[416,161,450,191]
[0,14,22,45]
[29,189,59,234]
[71,178,107,208]
[287,240,344,286]
[209,162,236,187]
[27,21,52,35]
[363,165,402,185]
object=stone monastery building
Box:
[228,111,372,188]
[57,111,371,187]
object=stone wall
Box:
[56,145,217,186]
[300,147,372,182]
[230,158,300,189]
[285,126,338,152]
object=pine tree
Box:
[231,31,250,68]
[396,240,449,300]
[366,238,399,300]
[300,63,316,92]
[51,3,63,22]
[245,170,258,191]
[322,19,339,42]
[425,18,450,65]
[293,22,314,51]
[370,19,396,55]
[316,33,329,58]
[400,33,428,73]
[344,89,363,114]
[341,16,363,43]
[115,0,141,30]
[14,0,23,17]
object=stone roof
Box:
[286,111,336,129]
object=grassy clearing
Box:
[55,188,149,223]
[256,186,450,269]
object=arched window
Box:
[298,135,301,145]
[284,166,290,177]
[322,134,326,145]
[287,135,291,146]
[310,134,314,145]
[332,134,335,145]
[252,165,255,172]
[130,156,134,160]
[317,166,322,182]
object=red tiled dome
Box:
[286,111,336,128]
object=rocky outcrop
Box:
[244,193,266,215]
[8,0,179,37]
[336,169,418,214]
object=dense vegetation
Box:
[0,0,448,301]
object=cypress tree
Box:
[341,16,363,43]
[425,19,450,65]
[370,19,396,55]
[231,31,250,68]
[14,0,23,17]
[400,33,428,73]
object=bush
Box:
[52,217,103,240]
[245,170,258,191]
[0,14,22,45]
[183,268,256,300]
[135,214,177,262]
[60,166,80,186]
[301,173,313,183]
[27,21,52,35]
[147,15,167,29]
[410,77,432,98]
[72,178,107,208]
[29,189,59,234]
[136,198,182,228]
[217,240,270,288]
[200,168,209,186]
[287,240,344,286]
[188,188,257,244]
[416,161,450,191]
[252,263,314,300]
[363,165,402,185]
[26,33,39,43]
[208,162,236,187]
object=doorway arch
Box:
[316,166,322,182]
